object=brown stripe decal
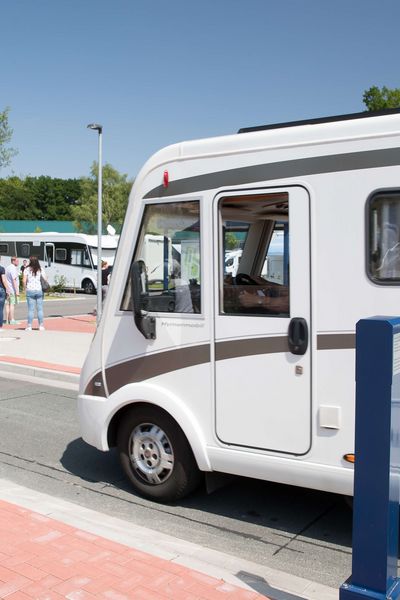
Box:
[216,336,289,360]
[317,333,355,350]
[84,372,106,396]
[105,344,210,395]
[84,333,356,396]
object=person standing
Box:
[5,256,20,325]
[0,257,9,329]
[101,260,112,302]
[20,259,28,274]
[23,256,47,331]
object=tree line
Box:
[0,162,132,233]
[0,107,132,232]
[0,85,399,230]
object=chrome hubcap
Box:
[129,422,174,485]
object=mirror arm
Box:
[135,311,156,340]
[131,262,156,340]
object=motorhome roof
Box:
[0,232,119,248]
[238,108,400,134]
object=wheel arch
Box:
[106,384,211,472]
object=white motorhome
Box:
[0,233,119,293]
[78,109,400,502]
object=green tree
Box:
[0,107,18,170]
[0,177,34,219]
[24,176,81,220]
[363,86,400,111]
[73,163,132,233]
[0,175,81,220]
[225,232,240,250]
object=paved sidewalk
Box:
[0,315,339,600]
[0,315,95,387]
[0,497,266,600]
[0,481,338,600]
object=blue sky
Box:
[2,0,400,181]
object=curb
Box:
[0,361,79,387]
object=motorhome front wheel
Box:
[117,406,201,502]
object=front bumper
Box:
[77,394,110,451]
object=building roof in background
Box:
[0,221,77,233]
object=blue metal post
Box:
[340,316,400,600]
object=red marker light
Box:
[163,170,169,188]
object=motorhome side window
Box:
[55,248,67,262]
[121,201,201,314]
[70,247,91,267]
[17,243,30,258]
[220,193,290,317]
[369,191,400,284]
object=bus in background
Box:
[0,233,119,293]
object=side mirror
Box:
[130,260,156,340]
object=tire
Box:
[344,496,353,510]
[117,405,202,502]
[82,279,96,294]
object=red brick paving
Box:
[3,315,96,334]
[0,313,269,598]
[1,314,95,374]
[0,357,80,375]
[0,500,267,599]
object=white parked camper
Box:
[0,233,119,293]
[78,109,400,502]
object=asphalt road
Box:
[0,376,352,589]
[13,293,95,320]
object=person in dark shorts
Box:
[101,260,112,302]
[0,257,10,329]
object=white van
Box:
[78,109,400,502]
[0,233,118,293]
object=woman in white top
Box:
[23,256,47,331]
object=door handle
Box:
[288,318,308,355]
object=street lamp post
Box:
[87,123,103,323]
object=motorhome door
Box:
[45,243,55,266]
[214,187,311,454]
[44,242,58,283]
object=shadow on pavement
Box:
[60,437,132,492]
[236,569,307,599]
[61,438,352,554]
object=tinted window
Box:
[16,242,31,258]
[368,191,400,284]
[55,248,67,262]
[21,243,30,258]
[220,193,289,317]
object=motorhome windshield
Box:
[121,200,201,313]
[89,246,117,266]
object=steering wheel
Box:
[236,273,258,285]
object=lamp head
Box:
[87,123,103,133]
